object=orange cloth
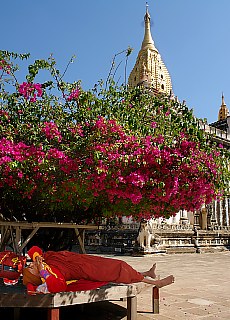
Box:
[44,250,144,284]
[23,268,42,286]
[24,246,144,294]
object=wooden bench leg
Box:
[152,286,159,314]
[127,296,137,320]
[48,308,60,320]
[13,307,20,320]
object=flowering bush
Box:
[67,88,80,101]
[18,82,43,102]
[0,50,229,222]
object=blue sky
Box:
[1,0,230,123]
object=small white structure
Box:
[137,219,161,252]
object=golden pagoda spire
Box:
[128,3,173,95]
[141,3,157,52]
[222,92,225,105]
[218,93,229,121]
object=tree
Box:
[0,51,229,223]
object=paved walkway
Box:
[110,251,230,319]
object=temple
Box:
[84,5,230,254]
[209,93,230,132]
[1,4,230,256]
[128,4,172,95]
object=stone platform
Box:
[114,251,230,319]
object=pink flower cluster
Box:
[18,82,43,102]
[67,88,80,101]
[0,116,223,219]
[0,138,45,194]
[151,122,157,128]
[41,122,62,142]
[0,138,79,198]
[69,124,84,137]
[77,118,222,218]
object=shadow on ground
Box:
[0,301,127,320]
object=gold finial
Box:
[144,2,150,20]
[222,92,225,105]
[142,3,156,50]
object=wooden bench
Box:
[0,281,159,320]
[0,221,100,254]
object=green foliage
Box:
[0,51,229,223]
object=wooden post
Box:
[48,308,60,320]
[13,307,20,320]
[19,227,39,252]
[127,296,137,320]
[15,226,21,254]
[0,226,10,251]
[152,286,159,314]
[74,228,86,253]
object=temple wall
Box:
[84,199,230,254]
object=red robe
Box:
[27,247,144,294]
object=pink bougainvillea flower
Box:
[18,82,43,102]
[151,121,157,128]
[67,88,80,101]
[41,122,62,142]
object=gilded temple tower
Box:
[128,4,173,95]
[218,93,229,121]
